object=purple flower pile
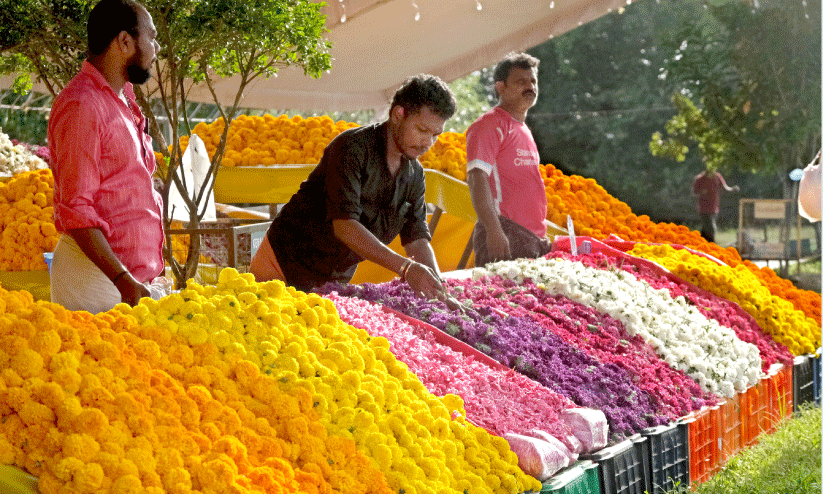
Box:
[446,276,717,420]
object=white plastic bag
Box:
[167,134,216,222]
[559,407,608,453]
[526,428,577,464]
[798,151,821,222]
[503,433,570,481]
[554,431,583,456]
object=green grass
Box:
[665,404,822,494]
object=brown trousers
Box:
[472,216,552,268]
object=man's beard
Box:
[126,49,152,84]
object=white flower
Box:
[0,130,46,175]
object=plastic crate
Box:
[718,396,742,464]
[639,422,689,494]
[686,406,721,485]
[793,355,815,411]
[813,349,821,405]
[740,381,769,447]
[765,363,793,432]
[581,437,647,494]
[541,461,601,494]
[168,218,269,283]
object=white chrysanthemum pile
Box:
[0,129,48,175]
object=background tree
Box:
[525,1,700,223]
[650,0,821,197]
[0,0,331,286]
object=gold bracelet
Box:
[400,259,412,280]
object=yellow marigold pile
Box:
[0,169,58,271]
[0,284,391,493]
[117,269,541,494]
[177,115,359,167]
[419,132,468,180]
[630,243,820,356]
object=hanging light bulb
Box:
[475,0,482,11]
[550,1,555,8]
[339,0,347,23]
[411,0,420,21]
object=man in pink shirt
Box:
[466,52,550,267]
[48,0,163,312]
[692,167,739,243]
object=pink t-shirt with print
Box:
[466,106,548,237]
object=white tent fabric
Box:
[1,0,630,111]
[192,0,631,111]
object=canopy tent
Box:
[1,0,631,112]
[189,0,632,111]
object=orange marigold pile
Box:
[0,286,391,494]
[0,169,58,271]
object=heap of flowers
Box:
[559,249,793,370]
[176,114,359,167]
[629,243,821,356]
[316,280,669,442]
[740,259,821,325]
[0,169,58,271]
[118,269,541,494]
[474,256,763,398]
[326,292,577,439]
[445,276,715,420]
[419,132,468,181]
[0,284,391,494]
[0,130,49,175]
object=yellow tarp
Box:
[351,211,475,284]
[213,166,478,224]
[0,270,50,301]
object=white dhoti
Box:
[50,235,124,314]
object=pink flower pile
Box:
[327,292,576,438]
[446,276,716,420]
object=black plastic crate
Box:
[581,437,648,494]
[640,422,690,494]
[793,355,815,411]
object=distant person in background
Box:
[692,167,739,243]
[466,52,551,268]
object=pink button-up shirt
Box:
[49,61,164,283]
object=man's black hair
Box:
[390,74,456,120]
[493,52,539,85]
[88,0,143,56]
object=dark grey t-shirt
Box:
[266,121,431,291]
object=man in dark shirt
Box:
[250,74,456,299]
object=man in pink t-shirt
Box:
[692,168,739,243]
[466,53,550,267]
[48,0,163,312]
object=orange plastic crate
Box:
[687,405,721,485]
[740,381,770,447]
[718,395,742,464]
[765,364,793,433]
